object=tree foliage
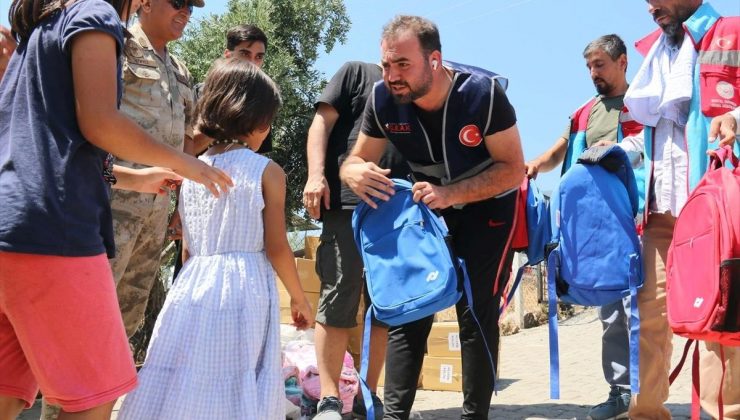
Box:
[174,0,350,223]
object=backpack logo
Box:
[426,271,440,282]
[693,297,704,308]
[459,125,483,147]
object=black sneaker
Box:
[314,396,343,420]
[351,392,384,420]
[586,385,631,420]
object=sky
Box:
[1,0,738,191]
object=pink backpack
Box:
[666,145,740,419]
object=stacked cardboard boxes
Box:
[422,321,463,391]
[376,320,458,390]
[277,257,322,324]
[421,309,501,392]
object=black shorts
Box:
[315,209,384,328]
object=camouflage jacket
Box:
[117,23,194,169]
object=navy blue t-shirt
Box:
[0,0,124,257]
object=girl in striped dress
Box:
[119,58,315,419]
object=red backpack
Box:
[666,145,740,419]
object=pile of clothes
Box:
[280,327,359,417]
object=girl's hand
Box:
[174,155,233,197]
[290,296,315,330]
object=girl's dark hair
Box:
[196,58,282,142]
[10,0,131,41]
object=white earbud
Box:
[432,60,438,70]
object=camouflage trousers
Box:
[109,189,171,338]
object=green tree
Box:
[175,0,351,221]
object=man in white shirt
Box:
[617,1,739,418]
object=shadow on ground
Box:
[417,403,712,420]
[16,398,713,420]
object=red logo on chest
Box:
[385,123,412,134]
[459,125,483,147]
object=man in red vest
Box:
[618,1,739,418]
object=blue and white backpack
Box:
[546,145,643,398]
[352,178,495,418]
[352,179,462,325]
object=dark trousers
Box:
[382,192,517,420]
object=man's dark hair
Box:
[382,15,441,57]
[226,24,268,51]
[196,58,281,142]
[583,34,627,61]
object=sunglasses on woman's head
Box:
[169,0,194,13]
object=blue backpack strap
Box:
[525,178,550,265]
[361,259,499,419]
[500,264,526,316]
[459,259,497,392]
[629,253,641,395]
[355,194,375,418]
[547,179,561,400]
[360,307,376,420]
[547,248,561,399]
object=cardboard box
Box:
[274,258,321,293]
[279,290,320,324]
[278,287,291,308]
[295,257,322,293]
[279,306,294,324]
[434,305,458,322]
[427,322,462,357]
[304,236,320,260]
[305,291,320,315]
[421,356,463,392]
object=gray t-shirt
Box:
[561,94,625,146]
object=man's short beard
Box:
[595,82,612,96]
[661,21,682,42]
[660,4,697,44]
[391,72,433,104]
[393,86,428,104]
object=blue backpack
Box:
[546,145,643,399]
[352,179,462,325]
[501,178,551,314]
[352,178,495,419]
